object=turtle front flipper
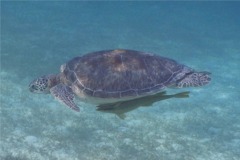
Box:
[50,84,80,112]
[176,71,211,88]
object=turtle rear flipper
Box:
[50,84,80,112]
[177,71,211,88]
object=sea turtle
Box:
[29,49,211,112]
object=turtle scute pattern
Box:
[62,50,185,98]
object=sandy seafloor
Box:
[1,2,240,160]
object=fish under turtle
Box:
[29,49,211,112]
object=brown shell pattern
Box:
[62,49,185,98]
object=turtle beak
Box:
[29,84,35,92]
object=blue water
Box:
[1,2,240,160]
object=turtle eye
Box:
[31,85,38,90]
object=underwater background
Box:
[1,1,240,160]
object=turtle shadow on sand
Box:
[97,91,190,119]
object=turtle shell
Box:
[61,49,190,99]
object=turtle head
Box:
[29,75,54,94]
